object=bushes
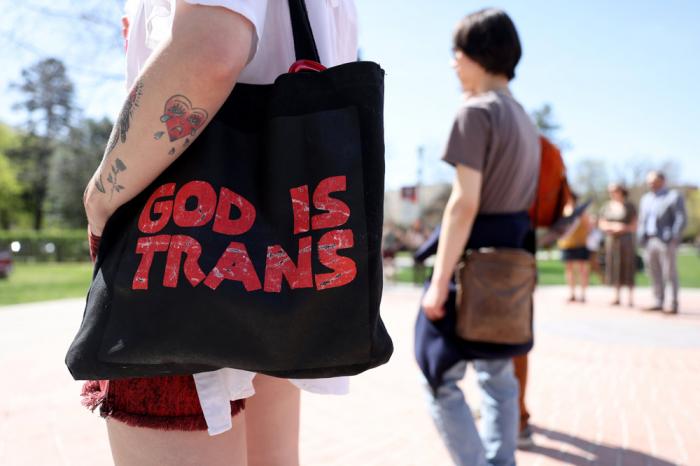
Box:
[0,229,90,262]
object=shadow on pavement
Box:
[525,425,677,466]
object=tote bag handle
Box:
[288,0,321,63]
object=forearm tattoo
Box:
[94,176,106,194]
[93,87,208,205]
[106,79,144,156]
[106,158,127,200]
[95,80,142,198]
[157,95,208,155]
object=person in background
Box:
[418,8,539,465]
[637,171,687,313]
[599,183,638,307]
[512,354,532,449]
[586,213,605,282]
[557,194,591,302]
[382,222,405,280]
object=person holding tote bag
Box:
[418,8,540,466]
[75,1,392,465]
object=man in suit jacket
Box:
[638,171,687,313]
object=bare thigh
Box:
[106,416,247,466]
[245,374,301,466]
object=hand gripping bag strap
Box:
[288,0,321,62]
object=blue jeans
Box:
[423,359,519,466]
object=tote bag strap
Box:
[288,0,321,63]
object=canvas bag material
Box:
[528,135,572,227]
[65,0,393,380]
[455,247,535,345]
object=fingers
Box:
[422,305,445,321]
[421,288,447,321]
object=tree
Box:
[0,1,125,82]
[6,135,54,230]
[47,118,112,227]
[531,103,560,139]
[9,58,75,230]
[12,57,74,139]
[0,153,22,229]
[0,123,22,229]
[571,158,609,205]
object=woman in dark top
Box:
[599,183,638,306]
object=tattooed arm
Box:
[83,1,254,236]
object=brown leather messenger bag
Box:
[455,247,536,344]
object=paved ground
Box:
[1,285,699,466]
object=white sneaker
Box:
[517,425,535,449]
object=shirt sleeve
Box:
[184,0,268,60]
[441,105,491,172]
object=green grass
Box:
[393,253,700,288]
[0,262,93,306]
[0,253,698,306]
[536,254,700,287]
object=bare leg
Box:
[565,262,575,301]
[106,415,247,466]
[579,261,589,302]
[246,374,301,466]
[628,286,635,307]
[612,286,621,305]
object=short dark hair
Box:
[453,8,522,80]
[650,170,666,181]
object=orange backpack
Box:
[529,135,572,227]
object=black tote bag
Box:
[66,0,393,380]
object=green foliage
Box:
[0,123,23,229]
[8,57,76,230]
[0,229,89,262]
[0,153,23,229]
[0,122,20,149]
[47,117,112,228]
[686,189,700,240]
[6,134,54,230]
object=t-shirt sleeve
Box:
[441,105,491,172]
[183,0,268,60]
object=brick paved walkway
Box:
[1,285,699,465]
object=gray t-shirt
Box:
[442,90,540,214]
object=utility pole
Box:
[416,145,425,204]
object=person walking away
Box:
[557,194,591,302]
[418,9,539,465]
[637,171,687,313]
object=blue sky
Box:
[355,0,700,188]
[1,1,698,189]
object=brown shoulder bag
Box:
[455,247,535,344]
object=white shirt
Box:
[124,0,358,86]
[123,0,357,436]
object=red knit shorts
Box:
[81,375,245,431]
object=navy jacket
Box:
[414,212,534,391]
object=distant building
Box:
[384,183,451,228]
